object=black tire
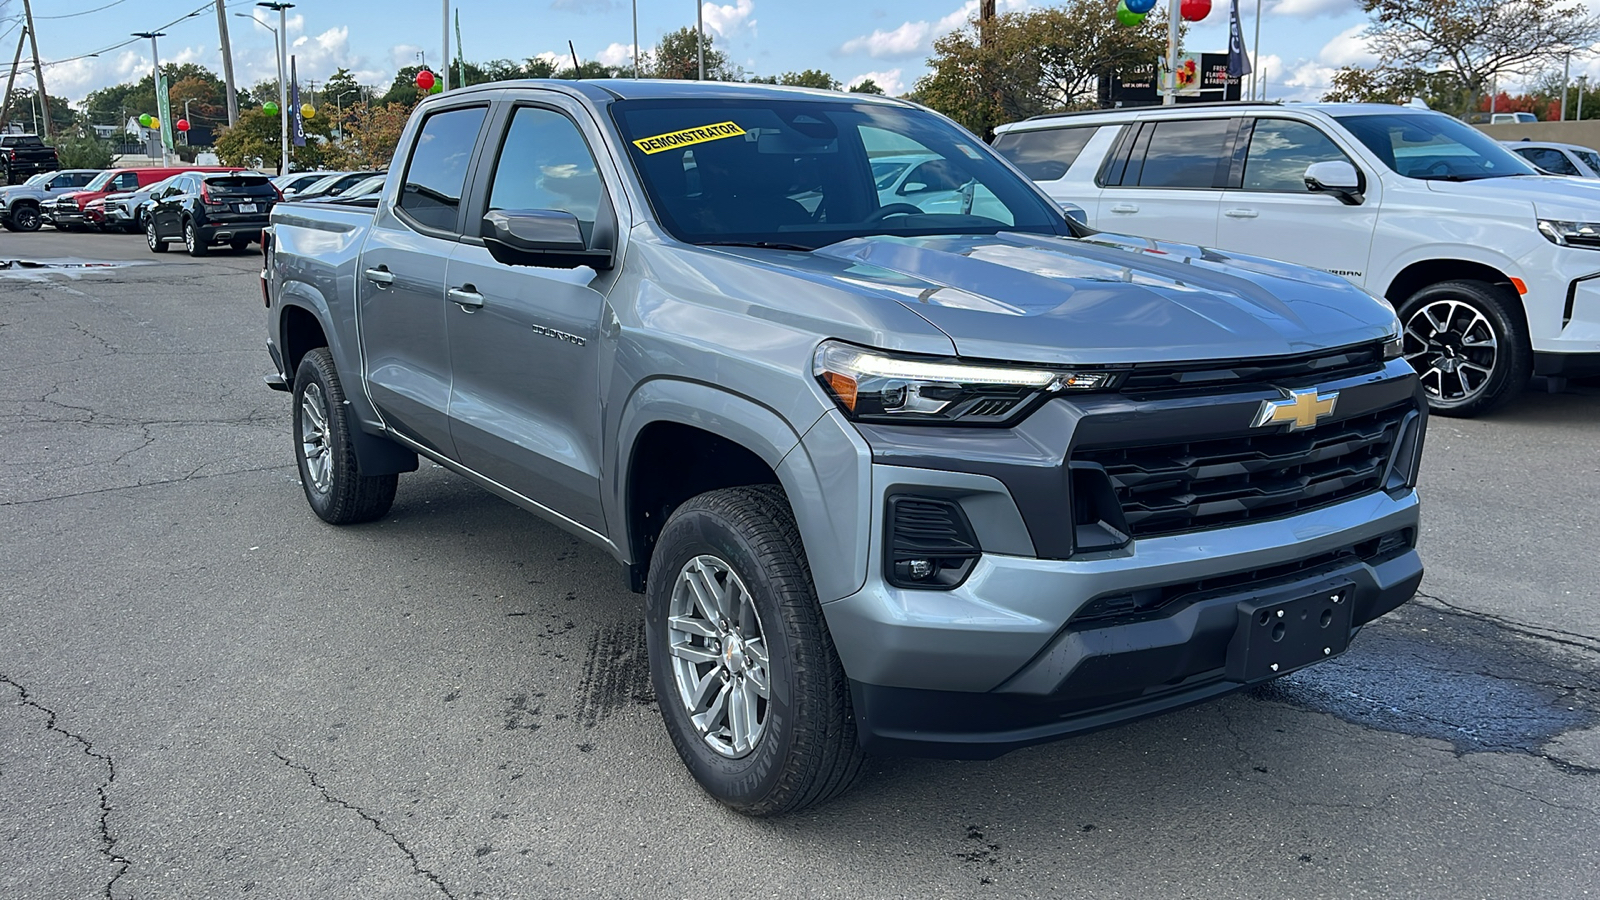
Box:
[11,204,41,232]
[184,219,209,257]
[145,219,168,253]
[291,348,398,525]
[645,484,864,816]
[230,237,252,253]
[1397,279,1531,417]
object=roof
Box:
[1000,101,1442,133]
[1501,139,1600,152]
[436,77,913,107]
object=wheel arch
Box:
[1382,258,1530,342]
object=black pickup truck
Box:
[1,134,60,184]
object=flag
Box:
[290,57,306,147]
[1228,0,1252,79]
[156,73,176,154]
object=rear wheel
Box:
[646,485,864,816]
[184,219,208,257]
[11,205,41,232]
[291,348,398,524]
[1398,279,1530,417]
[145,219,168,253]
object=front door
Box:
[358,102,490,459]
[444,99,616,532]
[1214,118,1379,288]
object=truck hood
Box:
[1423,173,1600,220]
[738,233,1397,365]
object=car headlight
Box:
[1538,219,1600,249]
[813,340,1114,426]
[1383,333,1403,360]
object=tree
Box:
[647,27,737,80]
[915,1,1170,138]
[379,65,428,107]
[215,106,336,172]
[1323,65,1468,112]
[780,69,841,90]
[321,68,365,110]
[48,127,113,168]
[327,100,416,169]
[1355,0,1600,113]
[849,79,886,95]
[4,88,78,134]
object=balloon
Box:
[1126,0,1157,12]
[176,119,190,132]
[415,69,435,90]
[429,82,443,94]
[138,113,152,127]
[150,117,160,130]
[263,101,280,116]
[1180,0,1212,20]
[301,104,315,119]
[1116,0,1147,24]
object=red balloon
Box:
[1181,0,1212,20]
[176,118,191,132]
[415,69,436,90]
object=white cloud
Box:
[596,42,635,68]
[1268,0,1358,17]
[839,0,1028,60]
[1318,25,1376,67]
[391,44,426,70]
[702,0,756,37]
[847,68,905,95]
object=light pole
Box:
[184,98,193,146]
[1581,75,1589,121]
[633,0,640,78]
[1563,51,1572,121]
[1163,0,1179,105]
[133,31,170,164]
[442,0,450,92]
[236,13,283,169]
[257,2,294,175]
[696,0,704,80]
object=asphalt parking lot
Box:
[3,229,1598,899]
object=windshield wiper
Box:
[700,240,815,252]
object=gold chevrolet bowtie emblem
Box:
[1252,388,1339,431]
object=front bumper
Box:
[45,204,87,225]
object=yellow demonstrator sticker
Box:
[632,121,746,155]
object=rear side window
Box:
[1131,119,1233,188]
[1242,119,1352,192]
[399,105,489,232]
[992,127,1097,181]
[1515,147,1580,176]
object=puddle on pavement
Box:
[1254,601,1600,754]
[0,258,147,279]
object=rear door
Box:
[1215,116,1379,287]
[992,123,1118,220]
[1093,116,1235,246]
[358,100,491,459]
[442,95,617,531]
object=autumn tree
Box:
[215,105,336,173]
[328,100,416,169]
[1353,0,1600,113]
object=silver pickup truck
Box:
[262,80,1427,815]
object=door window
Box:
[113,172,139,191]
[992,127,1098,181]
[398,105,489,232]
[1242,119,1353,192]
[1127,119,1233,188]
[486,107,604,226]
[1515,147,1580,176]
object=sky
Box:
[7,0,1600,113]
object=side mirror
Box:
[481,209,614,271]
[1056,200,1089,226]
[1305,160,1364,205]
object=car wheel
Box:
[292,347,399,525]
[184,220,208,257]
[11,205,41,232]
[145,220,168,253]
[646,485,864,816]
[1398,279,1531,417]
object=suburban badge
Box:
[1252,388,1339,431]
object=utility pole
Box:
[21,0,51,138]
[0,27,27,136]
[980,0,997,138]
[257,2,294,175]
[696,0,704,80]
[442,0,450,91]
[1563,51,1572,121]
[633,0,640,78]
[216,0,240,125]
[134,31,170,165]
[1580,75,1589,121]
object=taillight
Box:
[200,184,219,206]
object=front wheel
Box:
[11,205,41,232]
[1398,279,1531,417]
[292,348,398,524]
[646,485,864,816]
[145,220,168,253]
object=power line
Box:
[35,0,133,20]
[38,0,216,69]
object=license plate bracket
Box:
[1225,581,1355,684]
[238,202,258,213]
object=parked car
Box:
[263,80,1425,815]
[292,170,383,201]
[1,134,60,184]
[146,170,280,256]
[1502,139,1600,178]
[273,170,342,197]
[993,102,1600,415]
[43,165,243,231]
[102,173,196,234]
[1490,112,1538,125]
[0,168,101,232]
[337,173,386,200]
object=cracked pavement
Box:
[2,231,1598,898]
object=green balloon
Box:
[1116,0,1146,25]
[138,113,152,127]
[263,101,280,116]
[429,82,443,94]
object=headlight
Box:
[813,340,1114,426]
[1383,333,1403,360]
[1538,219,1600,249]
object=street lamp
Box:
[235,13,284,168]
[256,2,295,176]
[132,31,170,165]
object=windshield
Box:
[1575,149,1600,175]
[22,172,49,186]
[611,98,1069,249]
[1335,112,1538,181]
[84,171,118,191]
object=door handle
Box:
[1110,203,1140,214]
[448,286,485,309]
[1224,208,1260,219]
[364,266,395,287]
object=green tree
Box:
[321,68,365,110]
[48,126,113,168]
[1323,65,1469,113]
[379,66,428,107]
[328,99,417,168]
[1355,0,1600,113]
[214,105,336,173]
[2,88,77,134]
[849,78,886,95]
[778,69,841,90]
[647,27,737,80]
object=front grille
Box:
[1074,403,1410,538]
[1118,343,1386,395]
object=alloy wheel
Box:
[13,206,40,231]
[667,555,771,758]
[1403,299,1499,405]
[146,220,159,250]
[298,382,333,495]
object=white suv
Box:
[993,102,1600,415]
